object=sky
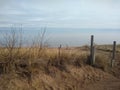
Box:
[0,0,120,46]
[0,0,120,28]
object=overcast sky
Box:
[0,0,120,28]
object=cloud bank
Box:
[0,0,120,28]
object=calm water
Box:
[0,27,120,47]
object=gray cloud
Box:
[0,0,120,28]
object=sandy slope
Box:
[82,79,120,90]
[0,64,120,90]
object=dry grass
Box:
[0,46,118,90]
[0,30,120,90]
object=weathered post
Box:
[58,44,62,58]
[93,46,96,65]
[58,44,62,65]
[90,35,95,65]
[111,41,116,67]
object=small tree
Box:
[0,28,23,73]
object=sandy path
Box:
[82,78,120,90]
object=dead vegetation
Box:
[0,30,120,90]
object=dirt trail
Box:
[82,79,120,90]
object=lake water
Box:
[0,27,120,47]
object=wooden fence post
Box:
[111,41,116,67]
[58,44,62,58]
[93,46,96,65]
[90,35,95,65]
